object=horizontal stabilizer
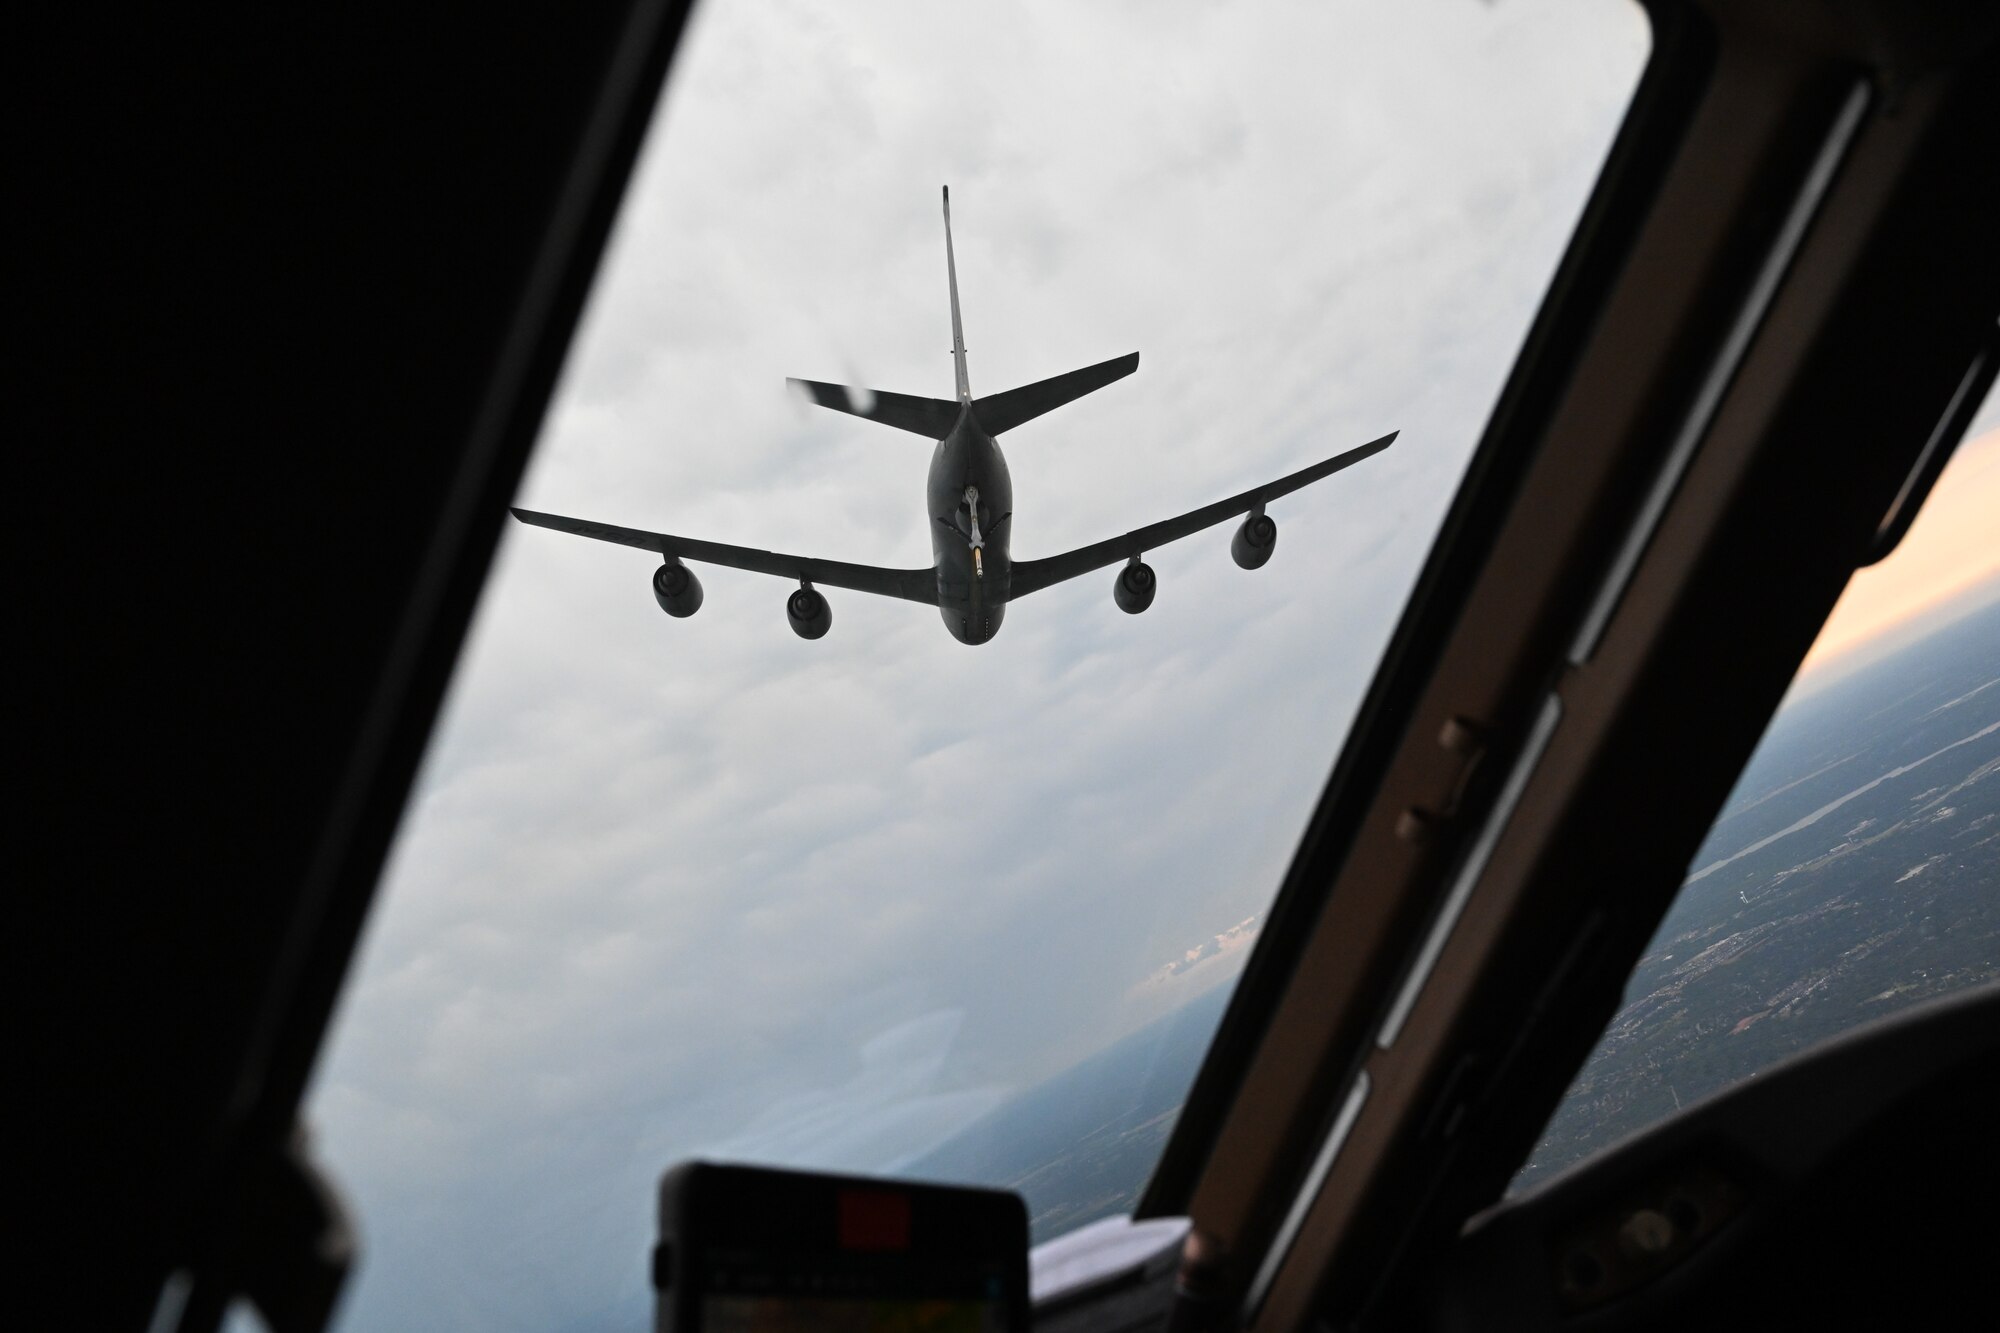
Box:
[788,378,962,439]
[973,351,1139,436]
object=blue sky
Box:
[304,4,1650,1329]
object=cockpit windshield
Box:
[307,3,1650,1327]
[1513,379,2000,1191]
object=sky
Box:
[303,4,1651,1330]
[1796,391,2000,682]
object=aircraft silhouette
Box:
[513,188,1396,644]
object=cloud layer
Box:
[306,3,1650,1329]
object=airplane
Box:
[511,187,1395,645]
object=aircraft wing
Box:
[1005,430,1397,600]
[510,508,939,604]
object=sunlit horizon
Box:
[1797,420,2000,682]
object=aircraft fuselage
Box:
[929,403,1013,644]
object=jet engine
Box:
[1232,512,1277,570]
[787,585,832,639]
[1114,560,1156,614]
[652,561,704,617]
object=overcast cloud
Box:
[306,3,1649,1329]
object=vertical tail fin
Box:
[943,186,970,403]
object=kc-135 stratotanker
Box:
[513,188,1396,645]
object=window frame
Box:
[1120,3,2000,1329]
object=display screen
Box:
[691,1243,1010,1333]
[703,1296,1006,1333]
[656,1163,1028,1332]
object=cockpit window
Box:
[1513,380,2000,1191]
[307,3,1649,1326]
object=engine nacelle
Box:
[1114,560,1156,614]
[652,561,704,617]
[1232,512,1277,570]
[787,585,832,639]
